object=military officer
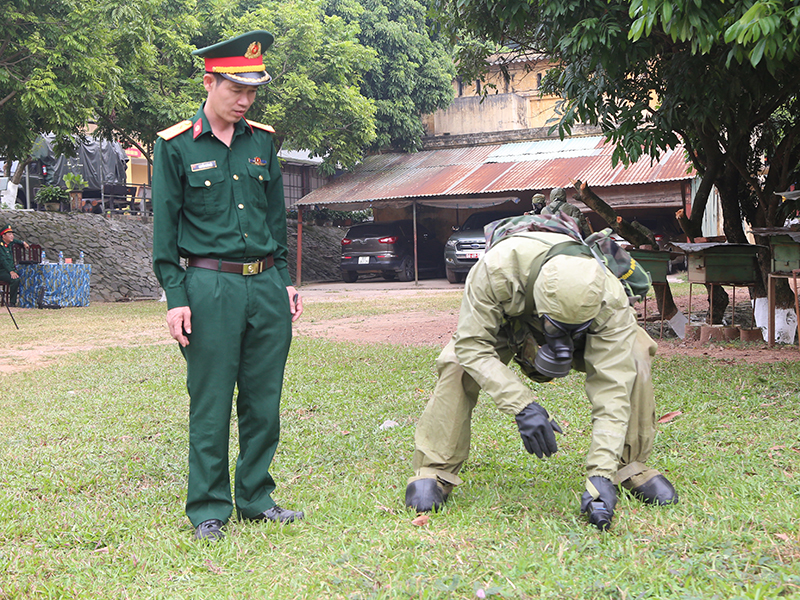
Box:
[152,31,304,542]
[404,229,678,530]
[0,224,29,306]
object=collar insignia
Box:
[193,120,203,139]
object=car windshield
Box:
[460,211,518,230]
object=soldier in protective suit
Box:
[404,229,678,530]
[542,187,593,238]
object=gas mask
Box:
[533,315,593,378]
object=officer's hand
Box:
[287,286,303,322]
[514,401,562,459]
[9,271,18,280]
[580,476,617,531]
[167,306,192,347]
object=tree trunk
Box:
[573,179,679,320]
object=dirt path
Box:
[1,280,797,375]
[294,280,800,363]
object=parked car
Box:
[443,209,523,283]
[340,220,443,283]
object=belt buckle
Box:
[242,261,261,276]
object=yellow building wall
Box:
[425,57,560,137]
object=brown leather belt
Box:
[187,255,273,276]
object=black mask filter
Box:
[534,315,593,378]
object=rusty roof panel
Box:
[298,139,693,206]
[447,163,518,194]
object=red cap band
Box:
[204,56,264,74]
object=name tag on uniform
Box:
[191,161,217,172]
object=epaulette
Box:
[246,119,276,133]
[157,120,193,140]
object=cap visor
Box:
[218,71,272,86]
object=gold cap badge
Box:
[244,42,261,59]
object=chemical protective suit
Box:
[405,231,678,529]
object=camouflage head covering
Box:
[533,255,605,324]
[550,187,567,202]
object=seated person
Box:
[82,199,103,214]
[0,224,30,306]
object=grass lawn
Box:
[0,299,798,599]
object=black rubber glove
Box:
[580,476,617,531]
[514,401,563,459]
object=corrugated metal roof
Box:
[297,137,693,207]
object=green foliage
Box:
[432,0,800,241]
[34,185,69,204]
[92,0,203,165]
[324,0,457,153]
[0,0,123,164]
[62,172,88,192]
[288,206,372,224]
[193,0,378,176]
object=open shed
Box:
[294,136,695,284]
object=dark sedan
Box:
[340,220,443,282]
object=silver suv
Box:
[444,210,522,283]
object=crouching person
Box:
[404,229,677,530]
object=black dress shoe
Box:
[195,518,225,542]
[245,506,304,523]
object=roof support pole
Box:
[296,206,303,286]
[412,200,419,285]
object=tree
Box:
[186,0,378,175]
[92,0,203,174]
[324,0,456,153]
[0,0,123,181]
[432,0,800,308]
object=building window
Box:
[476,80,481,94]
[537,73,542,89]
[281,163,329,208]
[457,77,463,97]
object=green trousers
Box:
[181,265,292,527]
[411,324,657,487]
[0,272,20,306]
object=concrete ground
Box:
[297,276,461,299]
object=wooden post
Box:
[296,207,303,286]
[412,200,419,285]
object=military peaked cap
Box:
[192,30,274,86]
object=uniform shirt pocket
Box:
[186,168,227,215]
[246,162,270,208]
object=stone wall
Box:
[0,211,344,302]
[0,210,160,302]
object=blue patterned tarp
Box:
[17,264,91,308]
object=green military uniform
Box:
[152,100,293,526]
[0,226,25,306]
[410,232,663,497]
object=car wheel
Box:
[342,270,358,283]
[445,268,462,284]
[382,270,397,281]
[398,256,415,282]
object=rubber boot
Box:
[622,472,678,505]
[405,478,448,512]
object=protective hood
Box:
[533,255,605,324]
